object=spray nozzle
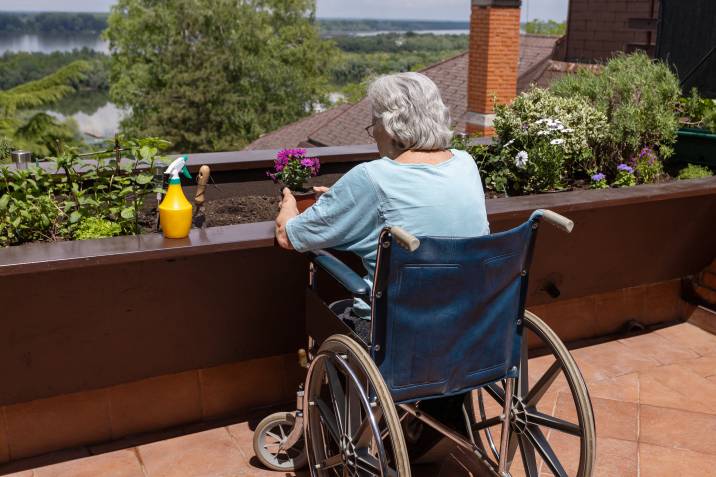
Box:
[165,156,192,183]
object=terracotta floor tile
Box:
[138,427,247,477]
[544,436,637,477]
[655,323,716,356]
[675,355,716,378]
[0,448,89,476]
[640,405,716,455]
[33,449,143,477]
[2,471,33,477]
[639,442,716,477]
[570,340,660,382]
[617,332,699,365]
[582,372,639,403]
[555,393,637,441]
[639,365,716,415]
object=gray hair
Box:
[367,72,453,150]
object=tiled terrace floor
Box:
[3,311,716,477]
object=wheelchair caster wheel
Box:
[253,411,307,471]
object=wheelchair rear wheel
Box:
[473,311,596,477]
[305,334,411,476]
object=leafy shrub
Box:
[0,137,168,247]
[491,88,608,194]
[678,164,713,180]
[612,163,637,187]
[677,88,716,133]
[74,216,122,240]
[550,52,681,166]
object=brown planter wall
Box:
[0,172,715,461]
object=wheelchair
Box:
[253,210,596,476]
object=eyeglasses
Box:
[365,119,377,139]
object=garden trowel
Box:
[193,165,211,229]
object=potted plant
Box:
[267,148,321,212]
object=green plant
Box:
[589,172,608,189]
[74,216,122,240]
[550,52,681,166]
[0,136,168,247]
[491,88,608,194]
[612,164,637,187]
[677,164,713,180]
[677,88,716,133]
[630,147,663,184]
[267,148,320,192]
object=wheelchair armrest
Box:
[309,250,370,297]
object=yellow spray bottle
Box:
[159,156,193,238]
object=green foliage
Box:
[523,19,566,37]
[0,12,108,34]
[631,147,663,184]
[677,88,716,133]
[0,137,168,247]
[678,164,713,180]
[0,136,12,163]
[106,0,335,153]
[612,166,637,187]
[491,88,608,194]
[550,52,681,166]
[0,50,109,91]
[331,33,468,54]
[318,19,468,35]
[74,216,123,240]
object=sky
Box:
[0,0,569,22]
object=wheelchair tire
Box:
[253,411,307,472]
[473,310,596,477]
[305,334,411,476]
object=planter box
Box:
[0,175,715,461]
[673,127,716,168]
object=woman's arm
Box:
[275,188,298,250]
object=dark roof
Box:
[245,34,560,149]
[244,104,351,150]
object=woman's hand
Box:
[275,188,298,250]
[313,186,330,198]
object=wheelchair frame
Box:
[253,210,595,477]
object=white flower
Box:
[537,130,549,136]
[550,138,565,145]
[504,139,515,147]
[515,150,529,168]
[535,118,549,124]
[562,128,574,133]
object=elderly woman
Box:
[275,72,489,335]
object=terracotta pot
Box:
[293,189,317,212]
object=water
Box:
[0,33,108,54]
[45,90,126,143]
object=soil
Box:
[139,195,278,233]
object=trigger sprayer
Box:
[158,156,193,239]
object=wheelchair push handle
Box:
[390,226,421,252]
[537,209,574,233]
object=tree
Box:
[105,0,335,153]
[0,61,89,159]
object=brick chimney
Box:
[466,0,522,136]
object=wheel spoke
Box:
[356,451,394,476]
[525,360,561,406]
[527,410,582,436]
[352,416,373,447]
[518,433,539,477]
[525,425,568,477]
[315,397,341,444]
[471,415,502,432]
[484,382,506,405]
[506,432,519,469]
[320,453,343,470]
[518,338,530,396]
[326,359,347,433]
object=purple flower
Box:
[617,163,634,174]
[276,148,307,163]
[591,173,606,182]
[300,158,315,168]
[266,171,278,183]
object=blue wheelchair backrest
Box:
[370,215,540,404]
